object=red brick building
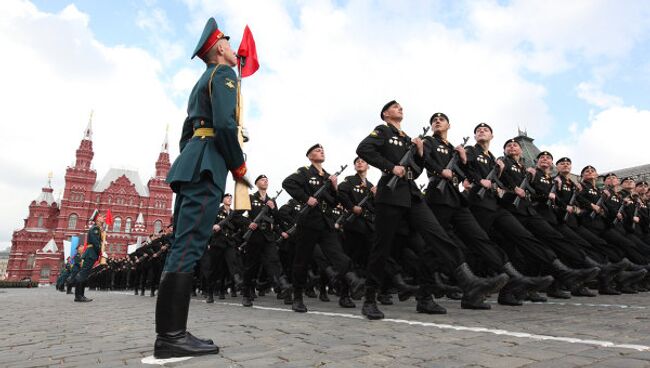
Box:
[6,117,173,284]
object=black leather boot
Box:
[275,275,293,300]
[344,271,366,300]
[431,272,462,299]
[361,287,384,320]
[392,273,419,293]
[455,263,508,310]
[526,291,547,302]
[499,262,553,306]
[546,281,571,299]
[616,269,647,294]
[571,286,597,297]
[151,286,156,297]
[377,293,393,305]
[318,283,330,302]
[66,282,73,295]
[292,288,307,313]
[154,272,219,359]
[205,285,214,304]
[550,259,599,290]
[415,287,446,314]
[241,287,253,307]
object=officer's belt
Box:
[193,128,215,138]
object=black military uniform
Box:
[356,102,508,319]
[424,120,551,306]
[337,169,375,271]
[240,186,292,306]
[282,146,362,313]
[74,209,102,302]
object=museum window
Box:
[67,214,78,229]
[153,220,163,234]
[125,217,132,233]
[27,254,35,269]
[40,266,51,278]
[113,217,122,232]
[37,215,43,228]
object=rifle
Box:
[590,191,608,219]
[296,164,348,217]
[241,189,284,242]
[513,172,536,207]
[435,136,470,192]
[546,179,559,207]
[477,161,505,199]
[387,126,430,191]
[344,192,373,223]
[632,202,641,230]
[612,194,630,225]
[563,190,577,222]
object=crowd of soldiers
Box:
[54,101,650,322]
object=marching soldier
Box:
[241,176,292,307]
[66,245,83,295]
[282,144,365,313]
[356,101,508,320]
[424,114,551,306]
[154,17,247,358]
[73,209,103,302]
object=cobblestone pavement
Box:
[2,287,650,367]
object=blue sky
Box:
[1,0,650,250]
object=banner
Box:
[63,240,71,261]
[68,236,80,263]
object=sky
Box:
[1,0,649,251]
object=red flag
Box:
[237,25,259,78]
[105,208,114,227]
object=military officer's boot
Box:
[154,272,219,359]
[455,263,509,310]
[292,288,307,313]
[274,275,293,300]
[430,272,462,300]
[66,281,74,295]
[549,259,599,291]
[205,284,214,304]
[616,268,647,294]
[338,282,356,308]
[344,271,366,300]
[361,287,384,320]
[318,282,330,302]
[151,285,157,297]
[392,273,418,301]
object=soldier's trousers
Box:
[164,178,221,273]
[292,225,352,289]
[368,199,464,290]
[75,254,98,286]
[243,237,283,288]
[430,203,508,271]
[343,230,375,270]
[584,224,648,265]
[470,206,557,272]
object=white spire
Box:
[161,124,169,153]
[41,238,58,253]
[83,110,93,140]
[136,212,145,224]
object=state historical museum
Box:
[6,117,173,284]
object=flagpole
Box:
[233,57,251,211]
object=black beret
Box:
[537,151,553,160]
[255,174,267,184]
[380,100,397,121]
[429,112,449,124]
[556,157,571,165]
[503,138,520,150]
[474,122,492,134]
[603,172,618,180]
[636,181,649,187]
[306,143,323,157]
[580,165,596,175]
[353,156,363,164]
[621,176,635,183]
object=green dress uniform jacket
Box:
[166,63,245,193]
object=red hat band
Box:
[197,29,225,59]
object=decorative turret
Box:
[74,111,95,170]
[133,213,146,233]
[155,125,171,179]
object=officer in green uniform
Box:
[154,17,247,359]
[74,209,103,302]
[66,246,83,294]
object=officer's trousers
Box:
[164,178,221,273]
[243,236,283,288]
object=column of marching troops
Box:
[55,100,650,321]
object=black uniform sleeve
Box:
[282,168,311,203]
[356,125,395,174]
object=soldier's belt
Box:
[193,128,215,138]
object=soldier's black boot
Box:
[318,283,330,302]
[134,287,139,295]
[392,273,419,294]
[546,281,571,299]
[344,271,366,300]
[151,286,157,297]
[66,282,73,295]
[526,291,548,302]
[275,275,293,300]
[431,272,462,299]
[74,276,92,302]
[232,274,243,291]
[154,272,219,359]
[550,259,599,291]
[455,263,508,310]
[377,292,393,305]
[292,288,307,313]
[205,285,214,304]
[241,287,253,307]
[616,269,647,294]
[361,287,384,320]
[498,262,553,306]
[415,287,446,314]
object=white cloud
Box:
[541,105,650,173]
[576,82,623,109]
[0,0,184,243]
